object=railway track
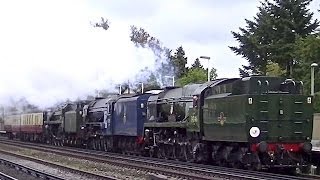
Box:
[0,171,18,180]
[0,138,318,180]
[0,156,63,180]
[0,144,117,180]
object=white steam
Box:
[0,1,162,108]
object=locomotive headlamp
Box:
[307,97,312,104]
[249,127,260,137]
[248,98,253,105]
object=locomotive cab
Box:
[201,76,313,171]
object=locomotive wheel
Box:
[97,139,102,150]
[230,161,243,169]
[101,139,107,151]
[92,139,97,150]
[193,143,207,163]
[218,159,228,167]
[179,143,193,162]
[247,162,262,171]
[156,145,166,159]
[171,144,177,160]
[149,146,155,157]
[229,151,244,169]
[166,144,174,160]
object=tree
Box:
[178,68,207,86]
[171,46,188,79]
[185,58,218,83]
[266,61,286,77]
[230,5,272,76]
[191,58,203,69]
[291,32,320,112]
[130,25,169,58]
[294,33,320,90]
[268,0,319,77]
[129,25,174,87]
[210,67,218,80]
[93,17,110,31]
[230,0,319,77]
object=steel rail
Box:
[0,139,317,180]
[0,148,116,180]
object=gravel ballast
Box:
[0,153,95,180]
[0,143,170,180]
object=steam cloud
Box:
[0,1,165,109]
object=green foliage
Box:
[170,46,188,79]
[230,0,319,77]
[191,58,203,69]
[178,68,207,86]
[178,58,218,86]
[313,92,320,113]
[294,33,320,97]
[266,61,286,77]
[295,34,320,65]
[210,67,218,80]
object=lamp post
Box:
[311,63,318,96]
[165,76,175,86]
[200,56,211,82]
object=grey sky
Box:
[90,0,319,77]
[0,0,318,107]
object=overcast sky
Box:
[90,0,320,76]
[0,0,319,107]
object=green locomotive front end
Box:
[201,76,313,170]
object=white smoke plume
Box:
[0,1,165,109]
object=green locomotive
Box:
[144,76,313,171]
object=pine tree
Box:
[191,58,203,69]
[210,67,218,80]
[171,46,188,79]
[230,0,319,77]
[268,0,319,77]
